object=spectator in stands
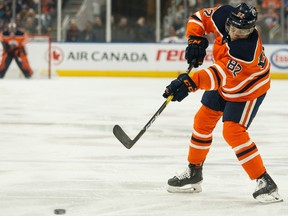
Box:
[0,1,4,18]
[93,16,105,42]
[256,12,270,43]
[2,4,12,28]
[172,13,185,33]
[113,16,134,42]
[79,20,96,42]
[175,4,185,20]
[40,0,56,29]
[134,16,154,42]
[66,19,80,42]
[25,8,37,23]
[18,4,29,21]
[229,0,258,7]
[15,13,23,28]
[263,5,279,29]
[23,16,37,34]
[161,25,186,43]
[187,0,197,14]
[172,13,185,39]
[192,0,211,11]
[0,0,6,30]
[262,0,280,10]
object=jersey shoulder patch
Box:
[15,30,25,36]
[2,30,24,36]
[3,31,10,36]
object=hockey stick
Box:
[113,65,193,149]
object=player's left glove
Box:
[163,73,197,102]
[185,36,209,68]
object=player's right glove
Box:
[185,36,209,68]
[163,73,197,102]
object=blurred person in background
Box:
[161,25,186,43]
[261,0,280,10]
[66,19,80,42]
[229,0,258,7]
[23,16,37,34]
[0,0,6,30]
[93,16,105,42]
[1,4,12,29]
[262,5,279,30]
[256,12,270,43]
[172,13,186,39]
[113,16,134,42]
[23,8,38,34]
[0,22,33,78]
[79,20,96,42]
[134,16,154,42]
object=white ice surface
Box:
[0,77,287,216]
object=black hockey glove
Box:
[163,73,197,102]
[185,36,209,68]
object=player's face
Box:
[227,25,253,41]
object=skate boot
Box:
[167,163,203,193]
[253,172,283,203]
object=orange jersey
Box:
[186,5,270,102]
[0,30,29,51]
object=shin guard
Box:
[223,121,266,180]
[188,105,222,164]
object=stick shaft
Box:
[113,65,192,149]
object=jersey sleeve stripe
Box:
[220,77,270,99]
[214,63,227,86]
[236,71,269,94]
[191,14,201,21]
[188,19,205,31]
[204,68,215,90]
[210,66,221,87]
[195,11,202,20]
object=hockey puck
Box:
[54,209,66,215]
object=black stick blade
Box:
[113,125,135,149]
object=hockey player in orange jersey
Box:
[163,3,282,203]
[0,22,33,78]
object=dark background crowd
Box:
[0,0,62,34]
[0,0,287,43]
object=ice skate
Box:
[167,164,203,193]
[253,172,283,203]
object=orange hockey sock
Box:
[188,105,222,164]
[222,121,266,179]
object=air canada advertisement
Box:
[1,42,287,77]
[50,43,288,77]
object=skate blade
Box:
[255,191,283,203]
[167,183,202,193]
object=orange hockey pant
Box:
[0,51,33,78]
